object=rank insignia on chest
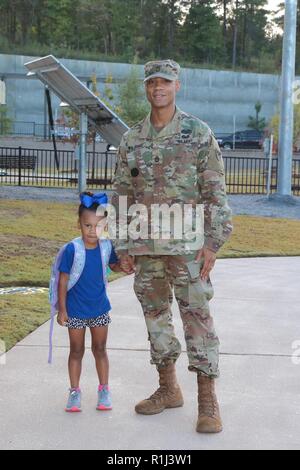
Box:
[174,130,193,144]
[180,130,193,143]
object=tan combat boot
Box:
[135,363,184,415]
[196,375,223,433]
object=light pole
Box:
[79,112,88,194]
[275,0,298,199]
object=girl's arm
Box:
[57,272,69,326]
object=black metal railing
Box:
[224,156,278,194]
[292,159,300,195]
[0,146,117,190]
[0,147,299,196]
[223,156,299,196]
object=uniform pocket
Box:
[186,260,201,280]
[186,261,214,307]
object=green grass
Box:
[0,200,122,286]
[0,199,299,352]
[219,216,300,258]
[0,199,123,352]
[0,200,300,288]
[0,292,49,352]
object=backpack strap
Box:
[48,237,86,364]
[99,239,113,287]
[48,242,69,364]
[69,238,86,290]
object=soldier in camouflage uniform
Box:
[111,60,233,433]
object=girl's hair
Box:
[78,192,108,218]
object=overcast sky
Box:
[267,0,284,35]
[267,0,282,13]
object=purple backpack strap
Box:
[48,238,85,364]
[99,239,112,288]
[48,244,68,364]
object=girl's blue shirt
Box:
[59,242,118,319]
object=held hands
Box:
[195,247,217,281]
[57,311,69,327]
[119,251,216,279]
[119,255,136,275]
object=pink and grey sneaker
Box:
[97,385,112,411]
[65,388,82,413]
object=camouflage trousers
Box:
[133,254,220,378]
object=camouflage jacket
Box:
[111,107,233,256]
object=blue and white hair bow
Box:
[80,193,108,208]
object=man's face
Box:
[145,77,180,109]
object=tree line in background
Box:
[0,0,293,73]
[2,0,300,145]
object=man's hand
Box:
[195,247,217,281]
[57,311,68,327]
[119,255,135,275]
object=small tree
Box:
[0,105,12,135]
[270,103,300,147]
[118,64,149,127]
[248,101,267,131]
[60,73,117,146]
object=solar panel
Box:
[24,55,129,147]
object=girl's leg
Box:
[68,328,86,389]
[90,326,109,385]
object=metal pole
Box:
[104,150,109,190]
[233,115,236,150]
[267,134,274,197]
[44,87,48,141]
[277,0,298,197]
[79,112,88,193]
[45,88,60,171]
[232,0,239,69]
[18,146,22,187]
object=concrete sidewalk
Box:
[0,257,300,450]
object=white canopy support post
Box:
[79,112,88,194]
[277,0,298,197]
[267,134,274,197]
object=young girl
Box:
[56,192,122,413]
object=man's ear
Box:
[175,80,181,93]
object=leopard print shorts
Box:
[66,313,111,329]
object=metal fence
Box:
[225,155,277,194]
[224,156,300,195]
[1,121,105,141]
[0,146,299,196]
[1,121,51,138]
[0,146,117,190]
[292,159,300,196]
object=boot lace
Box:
[149,386,168,404]
[198,383,218,418]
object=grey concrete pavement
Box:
[0,257,300,450]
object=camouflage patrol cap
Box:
[144,59,180,83]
